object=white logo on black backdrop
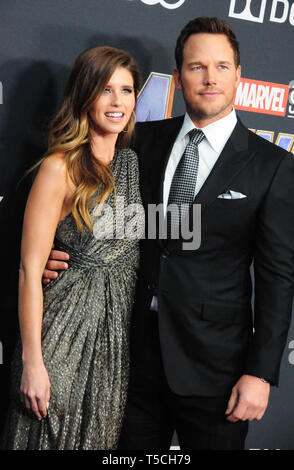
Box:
[131,0,186,9]
[228,0,294,25]
[287,80,294,118]
[0,81,3,104]
[288,339,294,364]
[0,341,3,365]
[0,197,3,203]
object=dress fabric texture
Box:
[3,148,143,450]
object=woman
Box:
[3,46,143,450]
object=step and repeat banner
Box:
[0,0,293,450]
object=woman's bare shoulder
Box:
[39,152,67,175]
[30,152,72,200]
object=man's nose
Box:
[204,67,217,85]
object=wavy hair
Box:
[30,46,141,231]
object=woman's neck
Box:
[89,130,118,165]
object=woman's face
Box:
[89,66,135,137]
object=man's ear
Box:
[235,64,241,89]
[173,68,182,90]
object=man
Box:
[43,18,294,449]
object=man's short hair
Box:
[175,17,240,72]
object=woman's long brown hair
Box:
[29,46,141,231]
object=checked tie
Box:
[167,128,205,238]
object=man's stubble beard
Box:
[183,89,235,126]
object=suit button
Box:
[162,250,170,259]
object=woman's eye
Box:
[103,88,111,94]
[123,88,133,94]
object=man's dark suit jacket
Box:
[130,115,294,397]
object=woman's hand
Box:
[20,362,51,420]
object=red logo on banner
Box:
[234,78,290,116]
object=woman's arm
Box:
[19,153,69,420]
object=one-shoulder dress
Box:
[3,148,144,450]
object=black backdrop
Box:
[0,0,294,450]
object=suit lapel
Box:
[145,116,184,250]
[194,119,253,210]
[166,119,256,252]
[148,116,184,205]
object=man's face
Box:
[174,33,241,127]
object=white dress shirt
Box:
[163,109,237,216]
[150,109,238,311]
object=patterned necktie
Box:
[167,128,205,238]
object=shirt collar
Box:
[178,109,237,154]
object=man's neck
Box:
[187,106,234,129]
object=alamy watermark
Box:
[0,81,3,104]
[93,197,201,250]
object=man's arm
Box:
[246,151,294,382]
[226,150,294,422]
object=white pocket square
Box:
[217,190,247,199]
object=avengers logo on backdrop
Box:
[228,0,294,26]
[250,128,294,152]
[128,0,186,9]
[136,72,175,121]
